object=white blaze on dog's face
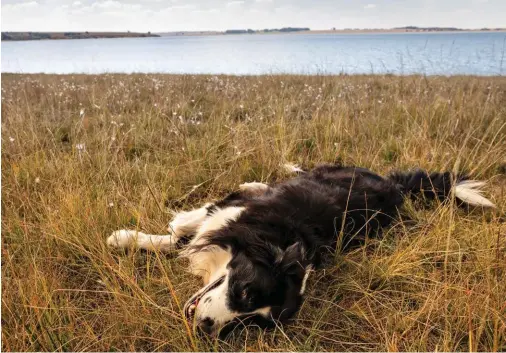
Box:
[189,270,272,335]
[184,254,275,336]
[184,243,311,336]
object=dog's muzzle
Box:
[183,275,225,332]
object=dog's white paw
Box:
[107,229,138,248]
[239,182,269,192]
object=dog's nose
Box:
[197,317,215,335]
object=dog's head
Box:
[183,242,312,336]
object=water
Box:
[2,32,505,75]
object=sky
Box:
[1,0,505,32]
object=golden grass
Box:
[1,73,505,352]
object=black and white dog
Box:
[107,163,494,336]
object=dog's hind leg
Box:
[239,182,270,195]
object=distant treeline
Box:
[225,27,310,34]
[394,26,503,32]
[1,32,159,41]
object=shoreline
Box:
[3,29,505,41]
[159,28,506,37]
[1,31,159,41]
[3,73,505,79]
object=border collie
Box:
[107,163,494,336]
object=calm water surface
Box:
[2,32,505,75]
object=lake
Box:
[2,32,505,76]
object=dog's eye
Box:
[240,289,248,299]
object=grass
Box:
[1,73,505,352]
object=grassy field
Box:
[1,73,505,352]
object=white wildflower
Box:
[76,143,85,151]
[80,109,85,118]
[35,177,41,184]
[108,202,114,208]
[9,137,15,143]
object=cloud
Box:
[192,8,219,14]
[93,1,122,10]
[1,0,505,33]
[163,4,197,11]
[2,1,39,11]
[227,1,245,7]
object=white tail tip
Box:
[283,163,305,174]
[454,180,495,208]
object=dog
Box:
[107,163,494,337]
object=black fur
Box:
[188,164,475,335]
[388,169,468,202]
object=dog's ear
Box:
[276,242,307,277]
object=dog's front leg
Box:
[107,203,213,251]
[107,229,178,251]
[167,203,213,238]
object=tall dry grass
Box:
[1,73,505,351]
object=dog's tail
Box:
[387,170,495,208]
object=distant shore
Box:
[3,28,505,41]
[161,28,506,37]
[1,32,159,41]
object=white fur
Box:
[299,264,314,295]
[190,206,245,246]
[454,180,495,208]
[180,206,245,283]
[182,245,232,285]
[283,163,305,173]
[168,204,211,238]
[107,230,177,251]
[239,182,269,192]
[194,272,271,333]
[107,204,212,252]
